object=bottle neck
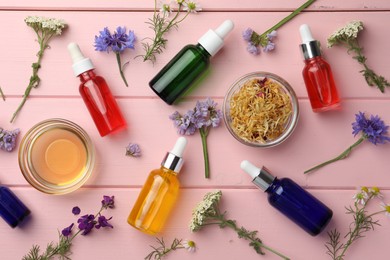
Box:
[265,177,279,194]
[196,43,212,58]
[300,40,321,60]
[160,166,178,176]
[79,70,96,83]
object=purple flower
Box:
[72,206,81,215]
[266,30,277,41]
[169,98,222,178]
[242,28,253,42]
[246,42,260,55]
[0,128,20,152]
[77,214,96,235]
[263,42,275,52]
[169,111,196,136]
[352,112,390,145]
[126,143,141,157]
[95,215,113,229]
[102,195,115,209]
[94,26,135,53]
[94,26,136,87]
[61,223,74,237]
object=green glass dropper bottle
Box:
[149,20,234,105]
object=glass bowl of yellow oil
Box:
[18,118,95,194]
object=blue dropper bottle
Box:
[241,160,332,236]
[0,185,30,228]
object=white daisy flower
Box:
[380,202,390,218]
[182,239,196,252]
[183,1,202,13]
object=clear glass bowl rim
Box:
[223,71,299,148]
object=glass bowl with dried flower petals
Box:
[223,72,299,148]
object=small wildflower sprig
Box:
[0,86,5,101]
[126,143,142,157]
[94,26,136,87]
[11,16,67,123]
[170,98,222,178]
[145,237,196,260]
[327,21,390,93]
[326,187,390,260]
[305,112,390,174]
[190,190,290,259]
[141,0,201,63]
[242,0,315,55]
[22,195,115,260]
[0,128,20,152]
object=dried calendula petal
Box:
[229,78,292,143]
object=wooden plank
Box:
[1,98,389,189]
[0,0,389,11]
[1,188,389,260]
[0,11,389,99]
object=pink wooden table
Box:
[1,1,390,259]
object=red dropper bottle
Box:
[68,43,126,136]
[299,24,340,112]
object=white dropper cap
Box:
[241,160,275,191]
[170,137,187,157]
[299,24,321,60]
[67,42,94,76]
[299,24,315,43]
[162,137,188,172]
[198,20,234,56]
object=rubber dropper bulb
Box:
[170,137,187,157]
[240,160,260,180]
[299,24,315,43]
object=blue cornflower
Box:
[77,214,96,235]
[305,112,390,174]
[352,112,390,145]
[170,98,222,178]
[61,223,74,237]
[126,143,141,157]
[94,26,136,87]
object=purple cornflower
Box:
[263,42,275,52]
[126,143,141,157]
[352,112,390,145]
[77,214,97,235]
[61,223,74,237]
[102,195,115,209]
[169,98,222,178]
[0,128,20,152]
[305,112,390,174]
[72,206,81,215]
[94,26,136,87]
[95,216,113,229]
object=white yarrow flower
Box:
[327,20,363,48]
[189,190,222,232]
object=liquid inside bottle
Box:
[149,44,210,105]
[79,70,126,136]
[266,177,333,236]
[303,57,340,112]
[127,167,180,235]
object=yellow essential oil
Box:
[30,128,88,186]
[127,137,187,235]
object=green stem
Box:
[304,136,366,174]
[200,127,210,178]
[116,52,128,87]
[221,217,290,260]
[0,86,5,101]
[260,0,316,37]
[10,39,45,123]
